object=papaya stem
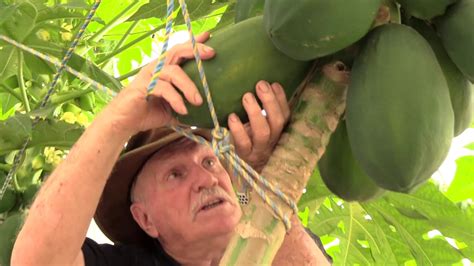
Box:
[18,51,31,113]
[220,61,349,265]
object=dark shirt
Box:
[82,238,179,266]
[82,229,332,265]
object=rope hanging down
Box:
[0,0,102,200]
[148,0,298,230]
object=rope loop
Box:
[211,127,233,156]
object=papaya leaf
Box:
[1,2,37,42]
[0,46,19,82]
[36,6,86,23]
[30,119,84,150]
[298,169,331,213]
[0,93,20,119]
[234,0,264,22]
[175,1,215,25]
[211,3,235,33]
[445,155,474,203]
[308,198,391,265]
[331,227,375,266]
[0,4,16,25]
[128,0,218,24]
[368,200,464,265]
[127,0,167,21]
[361,202,412,265]
[0,116,83,153]
[386,182,474,249]
[0,114,32,154]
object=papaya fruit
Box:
[0,213,25,266]
[435,0,474,82]
[318,121,384,202]
[410,19,472,136]
[179,16,312,128]
[263,0,382,61]
[346,24,454,192]
[396,0,456,19]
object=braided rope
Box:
[145,0,298,230]
[147,0,176,92]
[0,0,102,200]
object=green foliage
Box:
[234,0,264,22]
[306,181,472,265]
[0,1,473,265]
[445,155,474,203]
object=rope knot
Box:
[211,127,233,155]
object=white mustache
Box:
[191,186,235,215]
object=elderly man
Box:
[11,33,331,265]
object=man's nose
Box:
[191,164,218,192]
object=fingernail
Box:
[258,81,270,93]
[273,83,283,93]
[203,46,214,53]
[181,105,188,115]
[229,113,239,122]
[194,93,203,105]
[244,93,255,103]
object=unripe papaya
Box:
[346,24,454,192]
[396,0,456,19]
[435,0,474,82]
[410,19,472,136]
[263,0,382,61]
[318,121,385,202]
[179,16,312,128]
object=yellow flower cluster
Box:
[60,112,89,127]
[61,23,74,41]
[44,147,64,167]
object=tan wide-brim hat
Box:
[94,127,210,247]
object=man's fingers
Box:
[195,32,211,43]
[256,81,286,141]
[243,92,271,154]
[150,80,188,115]
[166,43,215,65]
[160,65,203,106]
[271,82,291,121]
[228,113,252,156]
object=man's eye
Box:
[203,157,216,168]
[167,171,182,180]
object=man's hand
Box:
[102,32,215,136]
[228,81,290,172]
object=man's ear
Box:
[130,203,159,238]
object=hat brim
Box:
[94,127,210,246]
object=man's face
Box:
[131,140,242,245]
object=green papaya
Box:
[318,121,385,202]
[410,19,472,136]
[263,0,382,61]
[180,16,312,128]
[0,213,25,266]
[346,24,454,192]
[435,0,474,82]
[396,0,456,19]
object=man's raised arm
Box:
[10,34,215,266]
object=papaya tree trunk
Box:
[220,61,350,265]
